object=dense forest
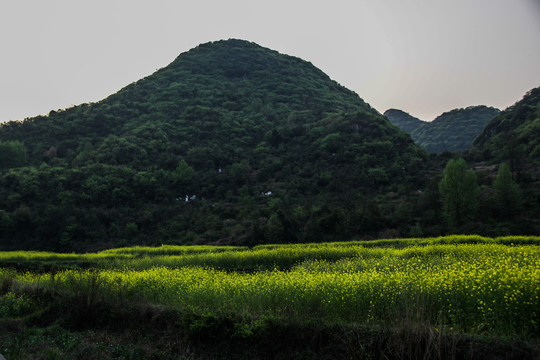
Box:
[471,86,540,166]
[385,106,500,153]
[0,40,537,251]
[383,109,425,133]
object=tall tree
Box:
[493,163,522,218]
[438,158,479,229]
[173,159,195,184]
[0,141,26,169]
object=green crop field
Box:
[1,235,539,359]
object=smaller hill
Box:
[386,106,499,154]
[383,109,425,133]
[473,86,540,165]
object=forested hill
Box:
[472,86,540,165]
[0,39,375,167]
[383,109,425,133]
[0,39,429,251]
[386,106,499,154]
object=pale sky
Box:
[1,0,539,123]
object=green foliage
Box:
[387,106,499,153]
[493,163,522,218]
[0,141,26,169]
[173,159,195,184]
[409,222,423,237]
[1,238,539,340]
[417,106,499,153]
[0,39,433,251]
[0,235,537,272]
[473,86,540,164]
[384,109,425,133]
[2,244,538,360]
[0,292,35,318]
[0,41,535,250]
[439,158,479,229]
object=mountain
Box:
[0,39,429,251]
[386,106,500,154]
[0,39,374,167]
[413,106,500,153]
[472,86,540,165]
[384,109,425,133]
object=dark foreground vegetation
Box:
[2,298,538,360]
[1,236,539,359]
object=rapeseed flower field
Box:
[1,236,539,338]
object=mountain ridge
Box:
[383,109,425,134]
[385,105,500,153]
[472,86,540,165]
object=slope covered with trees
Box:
[386,106,499,154]
[0,39,429,251]
[383,109,425,133]
[472,86,540,165]
[413,106,500,153]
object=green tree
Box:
[0,141,26,169]
[0,210,12,237]
[125,222,138,237]
[438,158,479,229]
[493,163,522,218]
[174,159,195,184]
[230,161,251,185]
[409,222,424,237]
[265,213,285,243]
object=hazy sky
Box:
[1,0,539,123]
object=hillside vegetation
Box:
[386,106,500,154]
[0,40,537,251]
[472,86,540,165]
[384,108,425,133]
[0,39,429,251]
